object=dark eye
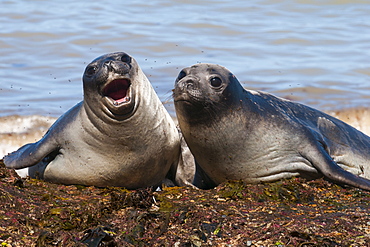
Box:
[85,66,97,76]
[121,54,131,63]
[177,70,187,81]
[210,77,222,88]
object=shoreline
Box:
[1,106,370,158]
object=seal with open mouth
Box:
[4,52,182,189]
[173,63,370,191]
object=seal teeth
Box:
[113,96,131,105]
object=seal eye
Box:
[177,70,187,81]
[85,66,97,76]
[121,54,131,63]
[210,77,222,88]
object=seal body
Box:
[173,63,370,190]
[4,52,181,189]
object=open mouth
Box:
[102,79,131,105]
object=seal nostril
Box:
[186,83,194,90]
[104,60,113,71]
[185,79,195,84]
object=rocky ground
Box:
[0,160,369,247]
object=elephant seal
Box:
[4,52,182,189]
[173,63,370,190]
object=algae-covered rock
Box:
[0,159,370,246]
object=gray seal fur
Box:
[4,52,182,189]
[173,63,370,190]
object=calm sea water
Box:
[1,0,370,156]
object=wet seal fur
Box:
[173,63,370,190]
[4,52,182,189]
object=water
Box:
[1,0,370,156]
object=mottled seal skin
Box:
[4,52,182,189]
[173,63,370,190]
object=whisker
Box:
[160,89,175,104]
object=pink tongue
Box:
[103,79,130,102]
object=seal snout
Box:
[176,76,199,92]
[174,78,191,99]
[174,76,203,105]
[104,59,131,75]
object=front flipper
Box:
[193,161,218,189]
[3,134,59,170]
[305,143,370,191]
